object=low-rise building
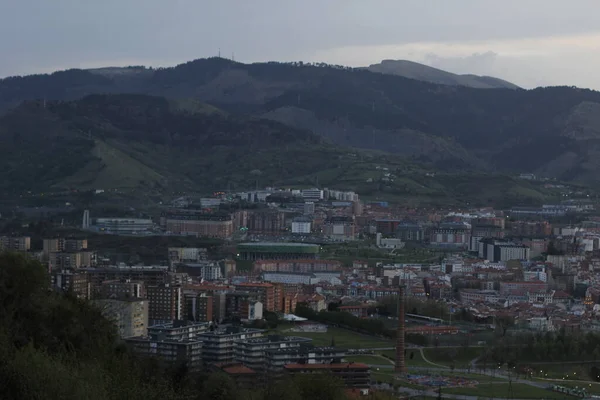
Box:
[198,327,264,365]
[283,363,370,389]
[235,335,313,371]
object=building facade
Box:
[93,298,149,338]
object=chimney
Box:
[395,286,407,373]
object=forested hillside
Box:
[2,58,600,181]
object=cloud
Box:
[305,32,600,89]
[424,52,499,76]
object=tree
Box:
[199,373,239,400]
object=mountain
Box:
[0,94,561,207]
[2,58,600,183]
[0,94,330,192]
[366,59,520,89]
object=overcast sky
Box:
[2,0,600,89]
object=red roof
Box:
[220,364,256,374]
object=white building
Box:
[248,301,263,321]
[168,247,208,263]
[95,218,154,234]
[301,188,324,201]
[182,262,223,281]
[478,239,530,262]
[292,221,311,234]
[262,271,342,286]
[527,290,555,306]
[376,233,404,249]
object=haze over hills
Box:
[2,57,600,187]
[366,59,521,89]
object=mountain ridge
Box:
[2,58,600,184]
[366,59,520,89]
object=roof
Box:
[284,363,369,370]
[214,363,257,375]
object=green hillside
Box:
[0,93,583,207]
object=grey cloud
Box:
[424,52,500,76]
[2,0,600,88]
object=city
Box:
[2,186,600,399]
[4,2,600,399]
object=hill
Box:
[0,94,566,207]
[3,58,600,182]
[0,94,331,192]
[366,59,520,89]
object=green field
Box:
[443,383,566,399]
[278,325,392,348]
[422,347,482,367]
[379,349,436,368]
[515,362,598,381]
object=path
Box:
[418,347,450,369]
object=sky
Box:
[2,0,600,89]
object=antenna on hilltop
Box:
[218,48,221,58]
[232,52,235,62]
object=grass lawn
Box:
[379,349,436,368]
[277,325,392,349]
[422,347,482,367]
[518,362,596,381]
[346,355,393,365]
[443,383,565,399]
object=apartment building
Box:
[147,284,183,324]
[163,212,233,238]
[52,270,91,299]
[234,283,275,311]
[147,320,210,340]
[43,238,87,258]
[246,211,286,234]
[266,345,346,372]
[125,335,203,370]
[93,298,149,338]
[254,259,342,273]
[0,236,31,251]
[184,293,213,323]
[95,279,146,299]
[95,218,154,234]
[235,335,312,371]
[322,216,356,242]
[82,266,168,288]
[478,238,530,262]
[430,222,471,248]
[49,251,94,269]
[197,327,264,365]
